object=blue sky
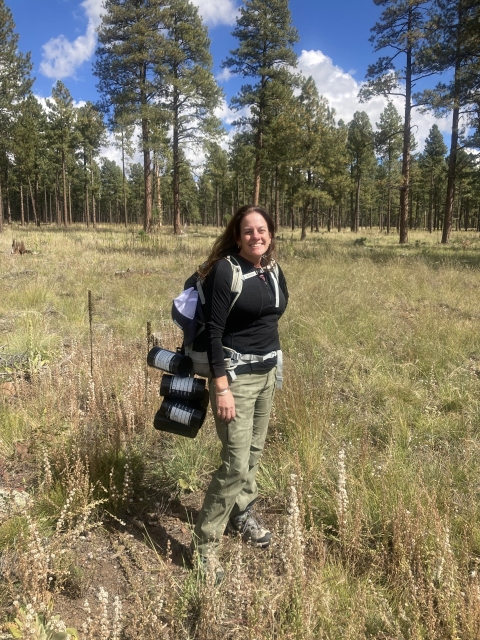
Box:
[9,0,452,157]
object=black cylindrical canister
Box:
[147,347,193,377]
[153,411,200,439]
[160,374,206,401]
[158,398,206,430]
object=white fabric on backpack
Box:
[172,286,199,346]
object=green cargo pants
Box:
[192,367,277,556]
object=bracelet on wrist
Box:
[215,388,230,396]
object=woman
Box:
[191,204,288,583]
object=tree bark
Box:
[252,125,262,206]
[354,174,361,233]
[20,183,25,226]
[301,199,309,240]
[441,103,460,243]
[61,150,68,226]
[155,161,163,226]
[428,170,433,232]
[0,178,3,233]
[274,165,279,231]
[172,88,181,234]
[6,166,11,225]
[143,115,153,233]
[28,178,38,226]
[121,128,128,227]
[399,18,412,244]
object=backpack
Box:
[172,256,280,379]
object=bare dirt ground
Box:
[0,446,196,624]
[0,448,283,636]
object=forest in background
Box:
[0,0,479,242]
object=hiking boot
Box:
[188,544,225,586]
[227,504,272,548]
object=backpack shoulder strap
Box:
[224,255,247,315]
[266,260,280,308]
[224,255,243,290]
[196,277,206,305]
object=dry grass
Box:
[1,224,480,638]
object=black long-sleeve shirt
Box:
[202,255,288,379]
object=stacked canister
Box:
[147,346,208,438]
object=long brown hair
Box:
[198,205,276,278]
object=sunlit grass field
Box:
[1,223,480,639]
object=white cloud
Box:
[40,0,104,79]
[191,0,238,26]
[99,132,123,167]
[215,98,250,126]
[297,49,451,150]
[39,0,235,80]
[216,68,233,82]
[34,93,86,111]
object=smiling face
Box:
[237,211,272,267]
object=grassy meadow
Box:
[1,224,480,639]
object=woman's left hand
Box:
[214,377,236,422]
[216,389,236,422]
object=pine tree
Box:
[95,0,169,232]
[360,0,430,244]
[375,102,403,233]
[47,81,78,226]
[223,0,299,204]
[127,163,146,224]
[324,123,350,232]
[0,0,33,232]
[111,110,135,227]
[204,143,230,227]
[229,133,255,210]
[100,158,123,223]
[419,124,447,231]
[12,95,47,226]
[77,102,106,228]
[162,0,222,234]
[291,77,335,239]
[414,0,479,243]
[261,78,299,229]
[347,112,376,233]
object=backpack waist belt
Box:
[223,347,283,389]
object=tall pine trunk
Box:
[441,79,460,243]
[139,61,153,233]
[428,171,433,232]
[354,173,361,233]
[252,130,262,205]
[253,77,266,205]
[91,154,96,229]
[172,84,181,235]
[121,128,128,227]
[274,165,279,231]
[300,200,308,240]
[399,14,412,245]
[28,178,38,226]
[0,178,3,233]
[155,161,163,226]
[61,150,68,226]
[142,115,153,233]
[20,183,25,226]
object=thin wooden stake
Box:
[146,321,152,350]
[88,290,94,376]
[145,321,152,409]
